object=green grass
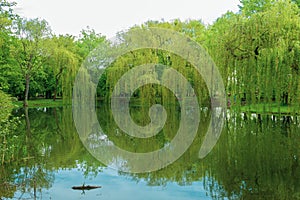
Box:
[236,103,299,115]
[12,99,300,115]
[13,99,71,108]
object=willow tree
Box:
[45,35,80,102]
[145,20,211,107]
[144,19,206,44]
[206,0,300,112]
[238,0,276,16]
[12,18,51,107]
[103,48,159,104]
[97,20,210,110]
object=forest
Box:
[1,0,299,107]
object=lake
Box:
[1,105,299,199]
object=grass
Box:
[236,103,299,115]
[13,99,71,108]
[12,99,300,115]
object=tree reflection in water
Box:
[0,106,299,199]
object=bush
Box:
[0,89,20,164]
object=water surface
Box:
[1,106,299,199]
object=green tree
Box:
[0,89,20,164]
[0,0,24,98]
[239,0,275,16]
[76,27,106,59]
[44,35,80,101]
[207,0,300,111]
[12,18,51,106]
[292,0,300,8]
[144,19,205,44]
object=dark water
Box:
[1,106,299,200]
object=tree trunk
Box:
[24,73,30,107]
[46,91,52,99]
[53,77,59,101]
[53,89,57,101]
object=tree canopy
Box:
[0,0,298,111]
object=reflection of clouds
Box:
[200,107,209,118]
[214,107,223,118]
[41,146,52,156]
[226,109,231,120]
[109,157,129,172]
[115,128,120,136]
[185,106,196,116]
[87,132,114,149]
[250,113,257,120]
[201,107,209,112]
[163,142,173,151]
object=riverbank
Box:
[13,99,70,108]
[13,99,300,115]
[236,103,299,115]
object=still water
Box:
[1,105,299,199]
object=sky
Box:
[11,0,241,38]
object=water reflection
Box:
[204,112,300,199]
[0,106,299,199]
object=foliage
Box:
[76,27,106,59]
[239,0,276,16]
[11,17,52,106]
[292,0,300,8]
[44,35,81,102]
[95,20,209,107]
[0,0,298,112]
[206,0,300,113]
[0,0,23,98]
[0,90,20,164]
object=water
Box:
[12,168,210,200]
[1,106,299,199]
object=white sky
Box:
[11,0,240,38]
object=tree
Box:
[207,0,300,110]
[12,18,51,106]
[144,19,205,44]
[239,0,275,16]
[0,0,23,97]
[0,89,20,165]
[76,27,106,59]
[45,35,80,101]
[291,0,300,8]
